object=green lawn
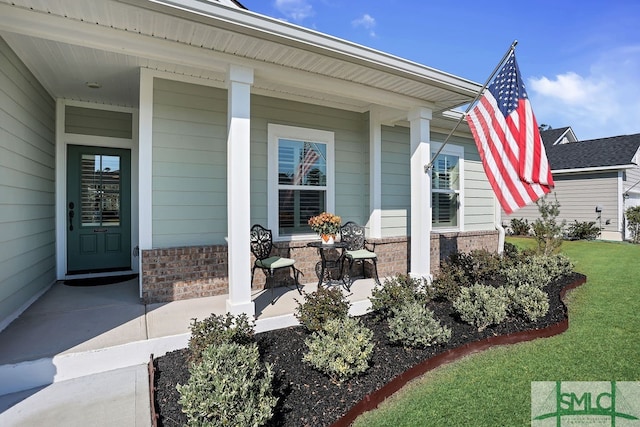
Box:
[353,238,640,427]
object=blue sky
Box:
[240,0,640,141]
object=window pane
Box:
[278,139,326,186]
[432,154,459,190]
[432,192,458,227]
[279,189,325,235]
[80,154,121,227]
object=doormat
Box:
[63,274,138,287]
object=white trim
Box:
[55,99,66,279]
[408,107,432,280]
[122,0,480,95]
[368,107,382,238]
[0,2,479,114]
[55,99,138,280]
[430,142,464,232]
[267,124,335,241]
[226,64,254,317]
[138,68,154,252]
[553,164,636,174]
[63,99,135,113]
[618,170,624,233]
[64,134,133,148]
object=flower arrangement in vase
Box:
[308,212,341,244]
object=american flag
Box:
[293,142,320,185]
[466,51,554,214]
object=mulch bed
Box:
[151,272,585,427]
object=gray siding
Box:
[380,127,495,237]
[250,94,369,226]
[432,132,495,232]
[152,80,370,246]
[504,172,620,234]
[65,105,132,139]
[380,125,410,236]
[0,37,56,325]
[624,163,640,195]
[152,78,228,247]
[150,78,494,246]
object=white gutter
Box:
[552,164,636,174]
[126,0,481,97]
[495,197,505,254]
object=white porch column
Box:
[226,65,255,317]
[368,107,382,238]
[408,107,432,279]
[138,69,154,298]
[138,69,153,251]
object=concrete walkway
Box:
[0,275,376,426]
[0,364,150,427]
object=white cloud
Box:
[352,14,376,37]
[528,46,640,140]
[274,0,314,22]
[529,72,608,105]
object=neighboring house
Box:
[0,0,501,328]
[503,127,640,241]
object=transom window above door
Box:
[268,124,335,240]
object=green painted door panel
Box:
[67,145,131,274]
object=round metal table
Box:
[306,241,348,287]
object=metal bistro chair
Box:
[339,221,380,291]
[250,224,302,302]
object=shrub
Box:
[502,241,520,258]
[429,263,468,302]
[453,284,509,331]
[303,317,374,384]
[446,249,504,283]
[566,220,600,240]
[510,218,531,236]
[370,274,429,318]
[187,312,255,364]
[626,206,640,243]
[387,301,451,348]
[507,285,550,322]
[535,253,574,282]
[504,253,574,289]
[503,258,551,289]
[431,249,516,301]
[532,194,566,255]
[469,249,504,281]
[295,286,350,332]
[177,342,277,427]
[502,241,524,266]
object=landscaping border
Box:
[147,275,586,427]
[330,275,586,427]
[149,354,159,427]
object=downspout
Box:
[495,197,505,254]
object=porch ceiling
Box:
[0,0,481,121]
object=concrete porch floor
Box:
[0,275,378,425]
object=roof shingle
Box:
[544,133,640,170]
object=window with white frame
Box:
[268,124,334,239]
[431,144,463,228]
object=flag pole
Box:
[424,39,518,173]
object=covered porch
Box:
[0,0,485,328]
[0,275,378,396]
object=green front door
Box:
[67,145,131,274]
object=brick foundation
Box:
[141,230,500,303]
[141,246,228,303]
